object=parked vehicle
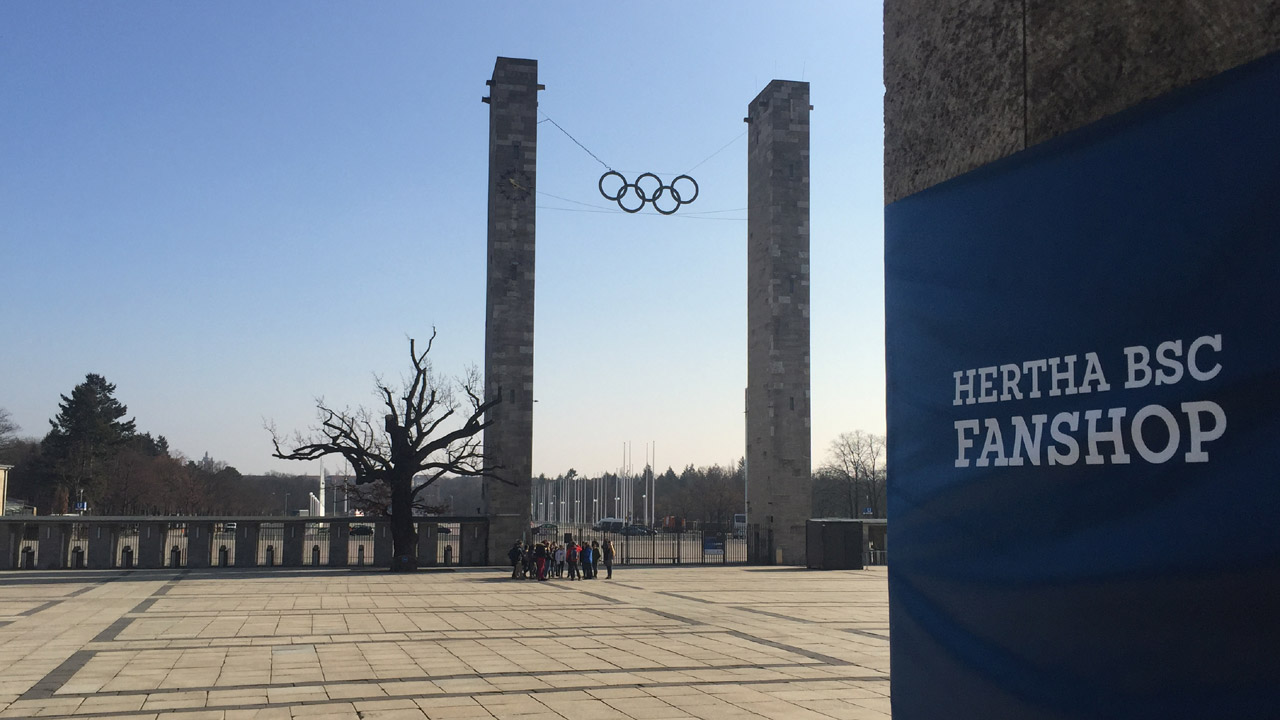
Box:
[593,517,625,533]
[733,513,747,538]
[533,523,557,536]
[350,525,374,536]
[620,525,655,536]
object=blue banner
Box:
[886,52,1280,719]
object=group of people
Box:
[508,538,615,581]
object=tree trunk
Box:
[389,474,418,572]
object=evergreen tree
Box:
[42,373,137,510]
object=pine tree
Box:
[43,373,137,511]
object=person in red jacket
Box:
[566,541,581,580]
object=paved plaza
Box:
[0,566,890,719]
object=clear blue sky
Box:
[1,2,885,477]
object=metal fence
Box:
[0,517,483,570]
[435,522,461,566]
[526,525,750,565]
[4,517,884,570]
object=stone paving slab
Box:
[0,566,890,719]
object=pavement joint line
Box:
[117,603,639,617]
[84,625,738,651]
[34,659,855,699]
[14,672,891,720]
[733,605,892,640]
[840,628,891,640]
[0,570,134,587]
[724,629,850,667]
[655,591,715,604]
[91,617,136,644]
[25,570,191,699]
[150,569,192,596]
[16,650,96,701]
[10,584,104,619]
[16,600,59,616]
[606,582,647,590]
[564,589,625,604]
[642,609,706,626]
[103,615,696,641]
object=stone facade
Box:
[482,57,540,564]
[746,80,812,566]
[885,0,1280,203]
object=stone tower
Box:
[746,80,811,565]
[481,57,540,563]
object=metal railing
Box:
[3,516,884,570]
[0,516,486,570]
[524,525,749,565]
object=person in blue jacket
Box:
[580,541,594,579]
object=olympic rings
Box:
[598,171,699,214]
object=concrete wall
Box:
[88,524,117,568]
[37,523,69,569]
[884,0,1280,203]
[328,523,350,567]
[482,57,541,563]
[746,80,812,566]
[1,522,21,570]
[283,521,305,567]
[187,522,212,569]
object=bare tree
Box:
[823,431,887,518]
[270,332,504,571]
[0,408,18,449]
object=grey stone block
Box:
[187,523,213,569]
[138,522,167,569]
[417,522,438,566]
[0,523,18,570]
[37,523,69,569]
[282,521,305,567]
[373,523,393,568]
[236,523,260,567]
[884,0,1025,203]
[1026,0,1280,145]
[328,522,349,567]
[884,0,1280,203]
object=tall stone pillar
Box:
[481,57,541,564]
[746,80,812,566]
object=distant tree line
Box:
[533,430,889,529]
[813,431,888,519]
[532,460,746,529]
[0,374,317,516]
[1,380,887,523]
